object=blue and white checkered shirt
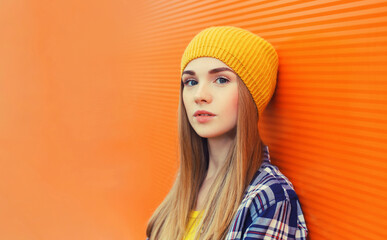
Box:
[225,144,308,239]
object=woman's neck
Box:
[206,128,235,179]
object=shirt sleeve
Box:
[242,198,308,240]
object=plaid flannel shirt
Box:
[225,144,308,239]
[146,144,308,240]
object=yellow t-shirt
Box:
[183,210,203,240]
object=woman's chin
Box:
[194,129,236,140]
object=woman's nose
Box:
[194,83,212,104]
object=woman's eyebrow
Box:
[182,67,235,76]
[209,67,235,74]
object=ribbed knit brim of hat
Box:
[180,26,278,118]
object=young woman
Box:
[146,26,308,240]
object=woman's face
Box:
[182,57,239,139]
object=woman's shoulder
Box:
[227,146,308,239]
[243,145,300,209]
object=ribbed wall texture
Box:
[137,1,387,240]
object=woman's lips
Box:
[193,110,216,123]
[195,115,215,123]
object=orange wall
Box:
[1,0,386,239]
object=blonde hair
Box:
[146,75,264,239]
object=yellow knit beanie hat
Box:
[181,26,278,118]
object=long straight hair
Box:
[146,75,264,239]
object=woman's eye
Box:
[183,79,197,86]
[216,77,230,84]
